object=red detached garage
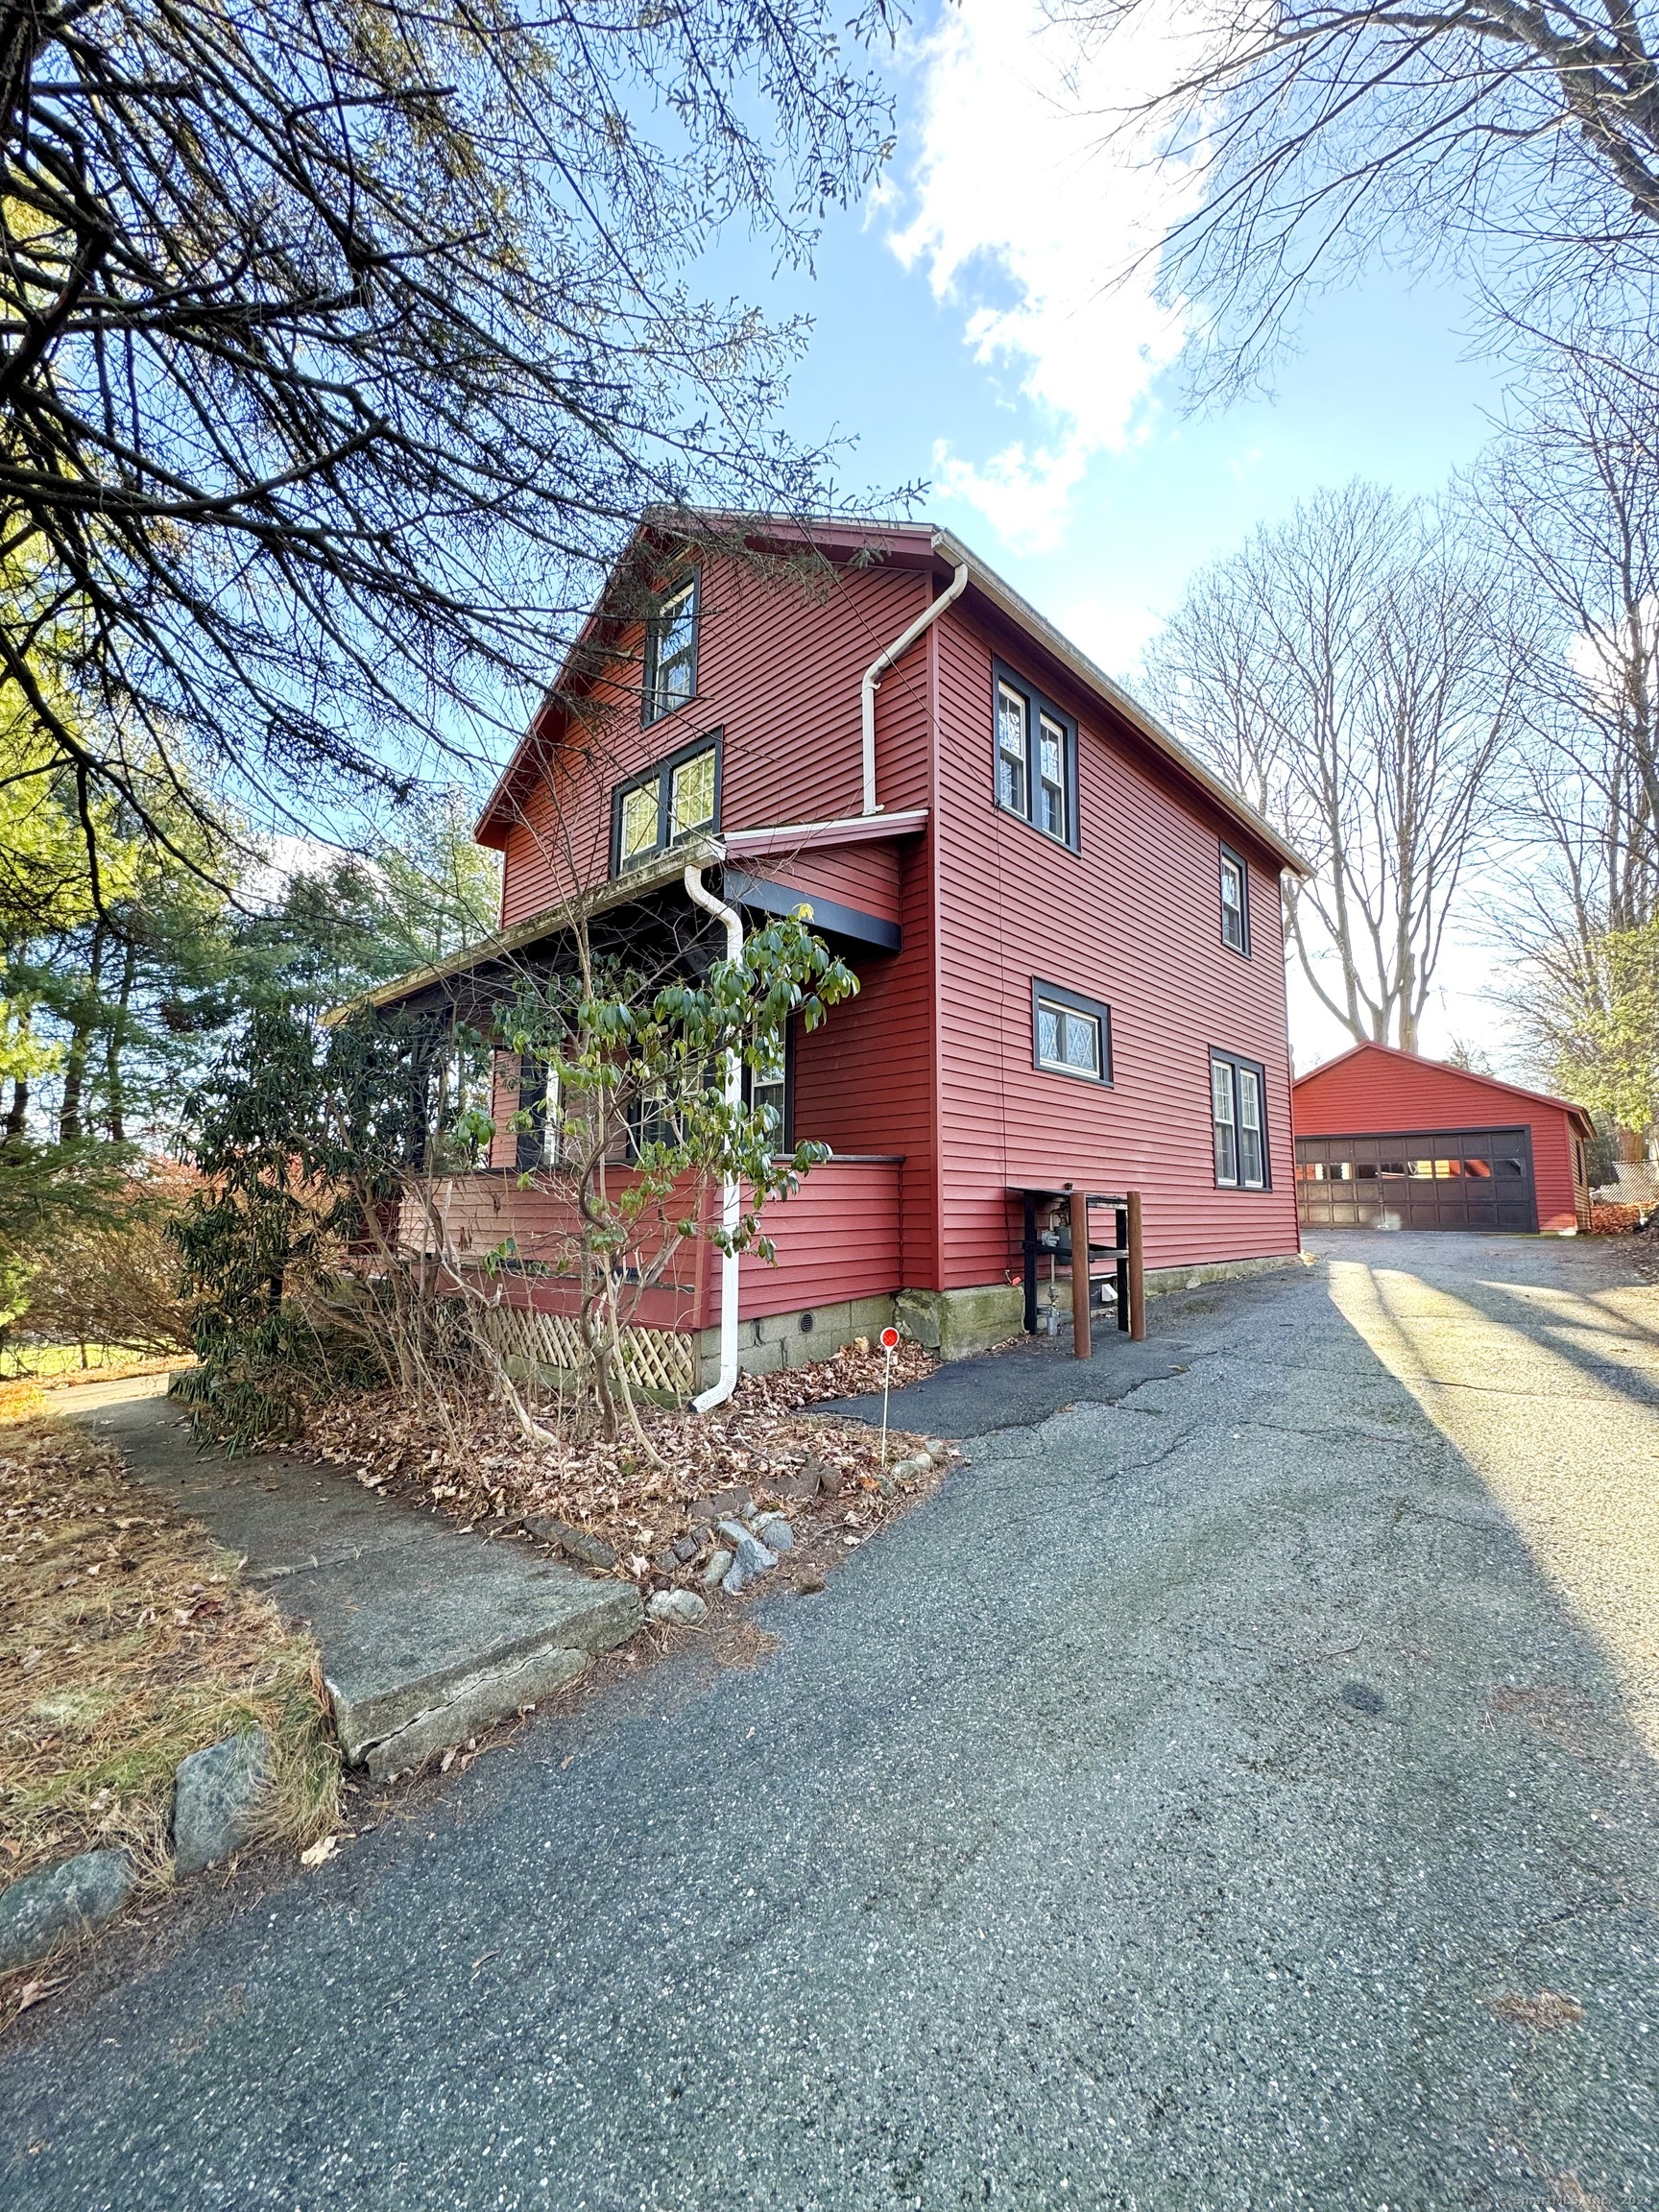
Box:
[1292,1043,1593,1236]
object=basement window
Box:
[1033,980,1112,1084]
[611,733,721,873]
[1212,1049,1268,1190]
[642,571,699,725]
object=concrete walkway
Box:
[76,1393,639,1776]
[7,1233,1659,2209]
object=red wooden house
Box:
[1292,1043,1594,1236]
[363,515,1308,1394]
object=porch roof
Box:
[325,811,920,1026]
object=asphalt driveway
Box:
[5,1232,1659,2209]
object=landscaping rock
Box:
[774,1459,831,1500]
[888,1455,932,1484]
[0,1849,137,1973]
[701,1547,734,1588]
[647,1589,708,1628]
[690,1486,752,1526]
[718,1519,779,1594]
[525,1519,617,1572]
[752,1513,794,1553]
[924,1439,949,1463]
[670,1534,700,1565]
[172,1728,271,1874]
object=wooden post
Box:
[1070,1190,1092,1359]
[1127,1189,1146,1341]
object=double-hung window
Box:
[1219,845,1249,955]
[515,1054,558,1171]
[642,572,698,725]
[1211,1049,1268,1189]
[612,733,721,873]
[995,662,1077,849]
[1033,980,1112,1083]
[746,1025,790,1150]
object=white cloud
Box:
[889,1,1202,553]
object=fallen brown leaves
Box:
[0,1412,339,1900]
[301,1338,947,1597]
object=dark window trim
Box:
[514,1050,550,1171]
[1219,842,1251,958]
[744,1013,794,1154]
[993,658,1080,854]
[609,728,723,876]
[1032,977,1114,1085]
[1210,1046,1271,1191]
[641,567,701,728]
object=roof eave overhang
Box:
[929,527,1312,880]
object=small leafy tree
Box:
[475,911,858,1452]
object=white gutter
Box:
[860,561,969,814]
[684,863,744,1412]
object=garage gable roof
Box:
[1293,1041,1595,1141]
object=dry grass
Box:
[0,1410,340,1894]
[303,1338,948,1596]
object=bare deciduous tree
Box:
[1142,480,1520,1050]
[1055,0,1659,393]
[1469,350,1659,1107]
[1477,354,1659,950]
[0,0,904,878]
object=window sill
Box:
[641,690,702,732]
[996,800,1078,855]
[1036,1063,1113,1087]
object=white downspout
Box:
[860,560,969,814]
[685,863,744,1412]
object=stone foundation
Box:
[1145,1252,1307,1296]
[894,1283,1025,1361]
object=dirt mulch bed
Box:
[0,1413,340,1911]
[302,1337,949,1599]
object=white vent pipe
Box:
[684,863,743,1411]
[859,562,969,814]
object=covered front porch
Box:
[339,822,924,1400]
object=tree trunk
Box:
[59,919,107,1142]
[106,938,135,1142]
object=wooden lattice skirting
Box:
[472,1301,697,1399]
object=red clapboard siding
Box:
[927,601,1300,1284]
[758,840,902,926]
[493,554,934,924]
[736,1158,903,1318]
[460,522,1312,1316]
[1292,1044,1590,1234]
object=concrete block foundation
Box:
[695,1295,897,1389]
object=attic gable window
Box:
[612,732,721,873]
[642,571,698,725]
[994,661,1077,850]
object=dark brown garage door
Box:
[1294,1128,1537,1232]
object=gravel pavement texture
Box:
[4,1230,1658,2209]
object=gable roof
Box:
[472,510,1310,878]
[1293,1040,1595,1139]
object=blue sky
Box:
[737,1,1518,1072]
